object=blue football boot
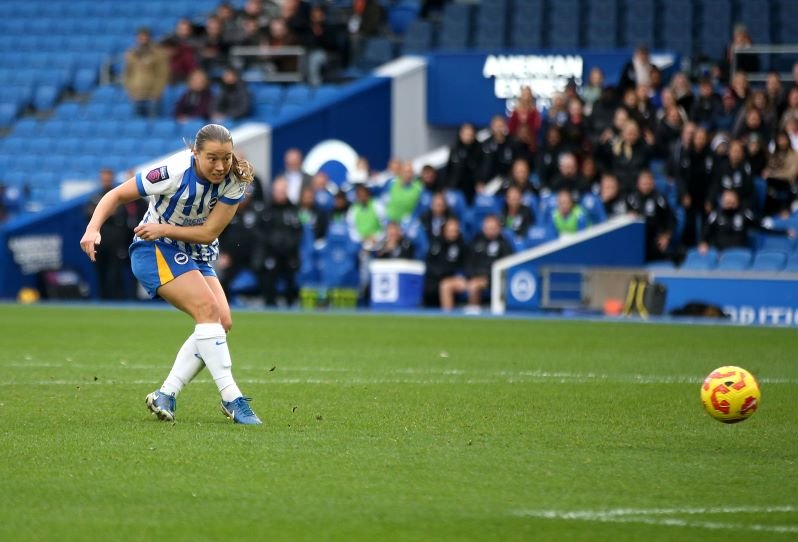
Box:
[220,396,262,425]
[145,390,176,422]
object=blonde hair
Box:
[193,123,254,183]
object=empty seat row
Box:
[681,248,798,272]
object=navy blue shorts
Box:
[130,240,216,298]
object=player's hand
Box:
[134,223,166,241]
[80,230,101,262]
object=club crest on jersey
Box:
[174,252,189,265]
[146,166,169,183]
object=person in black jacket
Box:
[677,126,714,247]
[85,168,143,299]
[610,120,652,193]
[708,139,755,213]
[297,186,328,241]
[699,189,794,253]
[626,170,675,261]
[689,78,722,129]
[439,215,513,311]
[479,115,521,186]
[258,177,302,306]
[423,217,467,307]
[374,222,415,259]
[211,67,252,122]
[419,191,452,239]
[218,182,263,297]
[445,122,482,204]
[501,185,535,239]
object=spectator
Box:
[501,185,535,238]
[479,115,521,186]
[766,71,784,117]
[263,18,300,74]
[423,217,467,307]
[85,169,138,300]
[562,97,592,156]
[733,105,770,142]
[212,67,252,122]
[238,0,275,28]
[670,72,694,113]
[347,182,385,247]
[586,86,620,147]
[745,133,767,178]
[217,183,262,297]
[385,161,423,222]
[581,155,601,192]
[786,117,798,150]
[164,19,200,84]
[348,0,385,61]
[715,89,741,134]
[305,4,340,86]
[654,103,685,160]
[610,120,652,192]
[699,189,792,253]
[174,69,213,122]
[123,28,169,118]
[507,85,542,151]
[506,158,536,203]
[279,148,312,205]
[633,83,657,133]
[419,191,453,239]
[619,45,652,92]
[721,24,759,83]
[298,186,329,241]
[550,153,588,196]
[762,131,798,216]
[599,173,627,218]
[374,222,415,259]
[551,189,588,236]
[258,177,302,306]
[595,107,630,171]
[730,71,750,104]
[581,67,604,114]
[708,139,755,211]
[545,92,569,130]
[198,15,231,76]
[330,189,350,224]
[215,2,240,44]
[282,0,312,45]
[626,170,675,261]
[445,123,481,204]
[689,78,722,129]
[439,215,512,312]
[537,126,566,191]
[420,164,443,193]
[235,15,265,48]
[779,87,798,130]
[677,126,714,246]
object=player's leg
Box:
[439,276,467,311]
[158,271,261,424]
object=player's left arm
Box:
[134,201,239,244]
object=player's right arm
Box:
[80,178,141,262]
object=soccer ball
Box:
[700,366,761,423]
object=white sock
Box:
[194,323,242,402]
[160,334,205,397]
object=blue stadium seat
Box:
[474,0,509,49]
[388,1,420,35]
[660,0,693,56]
[252,84,284,105]
[622,0,655,47]
[751,250,787,272]
[150,119,179,140]
[716,248,752,271]
[581,193,607,225]
[784,253,798,272]
[32,85,60,111]
[283,84,313,105]
[437,3,474,50]
[0,103,18,129]
[647,260,677,271]
[757,234,796,253]
[402,19,434,54]
[525,224,557,249]
[356,37,396,70]
[681,248,718,270]
[549,0,581,49]
[697,0,731,59]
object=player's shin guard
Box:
[194,323,243,402]
[160,333,205,397]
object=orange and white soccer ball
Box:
[701,366,761,423]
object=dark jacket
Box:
[259,201,302,258]
[501,205,535,238]
[213,80,252,120]
[174,88,213,120]
[466,234,513,278]
[446,139,482,203]
[425,235,467,282]
[709,159,755,211]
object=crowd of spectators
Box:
[120,0,387,122]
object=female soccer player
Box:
[80,124,261,425]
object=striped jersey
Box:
[134,149,247,261]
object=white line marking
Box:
[514,506,798,534]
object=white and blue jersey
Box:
[134,149,247,261]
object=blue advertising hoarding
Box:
[427,50,679,127]
[652,273,798,326]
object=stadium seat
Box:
[622,0,655,47]
[549,0,581,49]
[750,250,787,272]
[0,103,19,129]
[647,260,676,271]
[32,85,60,111]
[388,1,420,35]
[581,193,607,225]
[402,19,434,54]
[784,253,798,272]
[283,84,313,105]
[716,248,752,271]
[526,225,557,249]
[757,234,796,253]
[681,248,718,270]
[585,0,618,49]
[697,0,731,59]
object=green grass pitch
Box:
[1,304,797,541]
